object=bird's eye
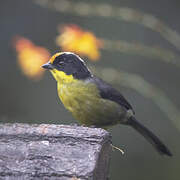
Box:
[58,61,65,66]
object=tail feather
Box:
[127,117,172,156]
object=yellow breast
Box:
[50,69,122,127]
[57,80,121,127]
[57,80,100,114]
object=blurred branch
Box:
[90,65,180,130]
[102,39,180,67]
[34,0,180,51]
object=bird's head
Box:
[42,52,92,82]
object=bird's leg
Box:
[69,123,79,127]
[111,144,125,155]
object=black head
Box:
[42,52,92,79]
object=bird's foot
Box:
[89,125,97,128]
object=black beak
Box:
[42,62,54,70]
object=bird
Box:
[42,52,172,156]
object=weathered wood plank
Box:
[0,123,111,180]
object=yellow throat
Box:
[50,69,77,84]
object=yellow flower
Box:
[13,36,50,80]
[56,25,102,61]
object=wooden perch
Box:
[0,123,111,180]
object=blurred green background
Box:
[1,0,180,179]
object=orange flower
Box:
[13,36,50,80]
[56,25,103,61]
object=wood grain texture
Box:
[0,123,111,180]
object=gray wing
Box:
[86,76,134,113]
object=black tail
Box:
[127,117,172,156]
